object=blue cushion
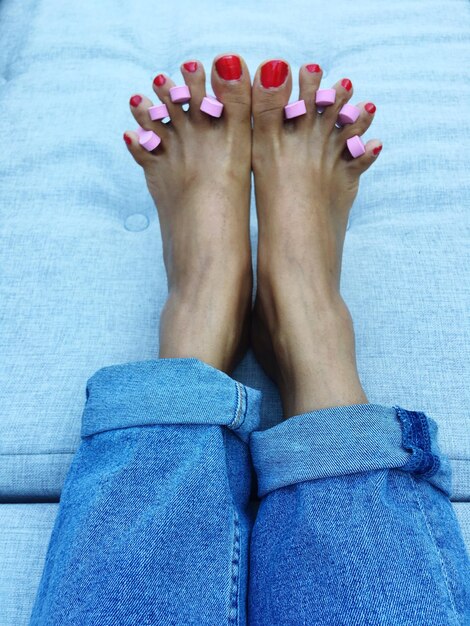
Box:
[0,0,469,503]
[0,504,59,625]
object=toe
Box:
[320,76,354,128]
[252,58,292,132]
[337,100,376,143]
[151,72,186,123]
[298,63,323,116]
[211,53,252,124]
[123,129,158,166]
[180,60,207,120]
[347,138,383,173]
[129,93,170,140]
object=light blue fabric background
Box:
[0,0,469,623]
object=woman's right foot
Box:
[124,54,253,374]
[251,59,382,417]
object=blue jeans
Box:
[29,358,470,625]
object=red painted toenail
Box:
[261,60,289,88]
[130,95,142,107]
[341,78,352,91]
[183,61,198,72]
[306,64,321,73]
[215,55,242,80]
[153,74,166,87]
[365,102,376,114]
[123,133,132,145]
[373,145,382,155]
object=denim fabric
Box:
[29,359,470,625]
[29,359,260,626]
[249,406,469,625]
[250,404,452,498]
[81,358,260,444]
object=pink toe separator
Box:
[139,130,161,151]
[347,135,366,158]
[200,95,224,118]
[148,104,170,121]
[284,99,307,119]
[338,103,360,125]
[315,88,336,107]
[169,85,191,103]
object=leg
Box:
[29,54,257,625]
[248,59,470,625]
[30,360,261,626]
[124,53,253,374]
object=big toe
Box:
[252,58,292,133]
[211,53,252,124]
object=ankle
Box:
[158,277,252,374]
[281,364,368,418]
[272,299,368,417]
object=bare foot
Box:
[251,59,382,417]
[124,54,252,374]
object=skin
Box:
[124,53,382,419]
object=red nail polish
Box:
[373,145,382,155]
[341,78,352,91]
[215,55,242,80]
[306,64,321,73]
[365,102,376,114]
[130,95,142,107]
[123,133,131,146]
[261,60,289,88]
[183,61,198,72]
[153,74,166,87]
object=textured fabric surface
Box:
[1,2,469,623]
[251,403,452,498]
[29,360,258,626]
[81,358,261,443]
[2,0,469,501]
[0,505,59,626]
[0,0,469,497]
[24,361,470,625]
[1,502,468,626]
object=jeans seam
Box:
[227,508,241,625]
[228,382,247,431]
[394,406,441,478]
[408,473,460,624]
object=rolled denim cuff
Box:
[82,358,261,444]
[250,404,452,499]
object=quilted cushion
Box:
[1,0,469,505]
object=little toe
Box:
[337,101,376,143]
[123,129,161,166]
[298,63,323,117]
[152,72,186,124]
[129,93,170,139]
[252,58,292,133]
[347,138,383,173]
[211,53,252,124]
[320,77,354,128]
[180,60,207,120]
